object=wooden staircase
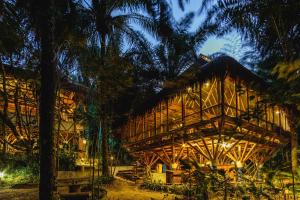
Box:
[116,163,145,182]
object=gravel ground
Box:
[0,188,38,200]
[0,179,180,200]
[104,179,180,200]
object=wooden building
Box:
[118,56,293,183]
[0,65,88,164]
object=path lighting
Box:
[205,82,210,87]
[82,139,86,144]
[0,171,4,178]
[182,143,186,147]
[110,156,114,160]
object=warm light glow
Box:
[187,87,192,92]
[110,156,114,160]
[235,161,243,168]
[0,172,4,178]
[221,142,231,148]
[82,139,86,144]
[182,143,186,147]
[275,110,280,114]
[171,162,178,170]
[205,82,210,87]
[20,136,24,140]
[285,189,289,194]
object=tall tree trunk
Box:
[0,62,8,154]
[37,0,57,199]
[102,117,109,176]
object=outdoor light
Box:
[82,139,86,144]
[276,110,280,114]
[206,161,212,166]
[221,141,231,148]
[0,171,4,178]
[182,143,186,147]
[187,87,192,92]
[205,82,210,87]
[284,189,289,194]
[171,162,178,170]
[20,136,24,140]
[235,161,243,168]
[110,156,114,160]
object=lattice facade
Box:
[119,57,292,182]
[0,67,87,163]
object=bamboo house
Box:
[118,56,293,184]
[0,65,88,166]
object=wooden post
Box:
[166,99,169,132]
[199,82,203,120]
[181,92,185,126]
[220,75,225,117]
[160,102,163,133]
[134,118,137,142]
[154,109,157,136]
[143,115,145,139]
[129,117,131,140]
[235,78,238,118]
[246,86,249,121]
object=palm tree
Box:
[77,0,158,176]
[129,7,216,85]
[15,0,90,198]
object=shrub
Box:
[97,176,114,185]
[0,153,39,188]
[58,150,76,171]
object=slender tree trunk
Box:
[102,117,109,176]
[0,62,8,154]
[37,0,57,199]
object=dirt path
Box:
[0,179,180,200]
[104,179,180,200]
[0,188,38,200]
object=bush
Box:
[58,150,76,171]
[97,176,114,185]
[0,153,39,188]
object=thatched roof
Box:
[2,64,89,94]
[134,56,265,115]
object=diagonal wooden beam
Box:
[187,142,210,160]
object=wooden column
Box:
[166,99,169,132]
[181,92,185,126]
[199,82,203,120]
[235,78,238,118]
[160,102,163,133]
[134,118,137,142]
[143,115,145,139]
[220,75,225,117]
[246,85,250,121]
[154,109,157,136]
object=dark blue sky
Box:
[170,0,242,60]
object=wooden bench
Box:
[57,178,91,200]
[59,192,90,200]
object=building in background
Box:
[118,56,292,184]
